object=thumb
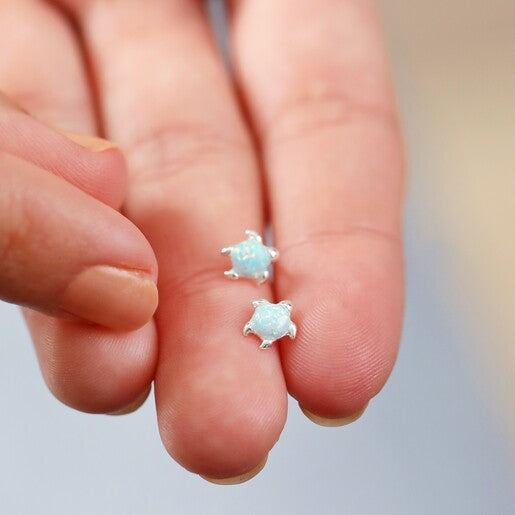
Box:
[0,151,158,331]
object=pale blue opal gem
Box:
[221,230,278,284]
[231,240,271,279]
[244,300,296,349]
[250,302,291,340]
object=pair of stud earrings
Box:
[221,230,297,350]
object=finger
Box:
[0,96,126,208]
[70,0,287,478]
[230,0,405,419]
[25,311,156,414]
[0,1,158,413]
[0,0,96,132]
[0,151,158,330]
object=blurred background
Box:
[1,0,514,513]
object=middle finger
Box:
[68,0,287,479]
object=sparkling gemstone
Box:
[250,302,292,340]
[230,240,272,278]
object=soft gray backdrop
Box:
[1,1,514,514]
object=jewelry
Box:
[221,230,278,284]
[244,299,296,349]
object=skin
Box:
[0,0,404,481]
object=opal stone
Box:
[230,240,272,278]
[250,302,292,340]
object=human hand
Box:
[0,0,404,483]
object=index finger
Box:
[230,0,405,421]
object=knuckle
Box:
[278,226,402,284]
[282,225,401,252]
[265,90,400,145]
[126,122,249,185]
[123,122,252,217]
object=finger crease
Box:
[263,92,399,145]
[278,226,402,259]
[124,123,249,184]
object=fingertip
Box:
[159,393,284,480]
[283,290,398,417]
[280,239,403,418]
[27,313,158,414]
[156,341,286,479]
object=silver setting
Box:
[279,300,292,311]
[287,324,297,339]
[244,229,262,243]
[223,269,239,279]
[268,247,279,261]
[243,321,253,336]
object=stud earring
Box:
[243,299,296,349]
[221,230,278,284]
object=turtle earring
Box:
[221,230,297,349]
[221,230,278,284]
[244,299,296,349]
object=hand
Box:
[0,0,404,483]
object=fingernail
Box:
[108,387,151,416]
[300,403,368,427]
[60,130,118,152]
[61,265,158,331]
[200,455,268,485]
